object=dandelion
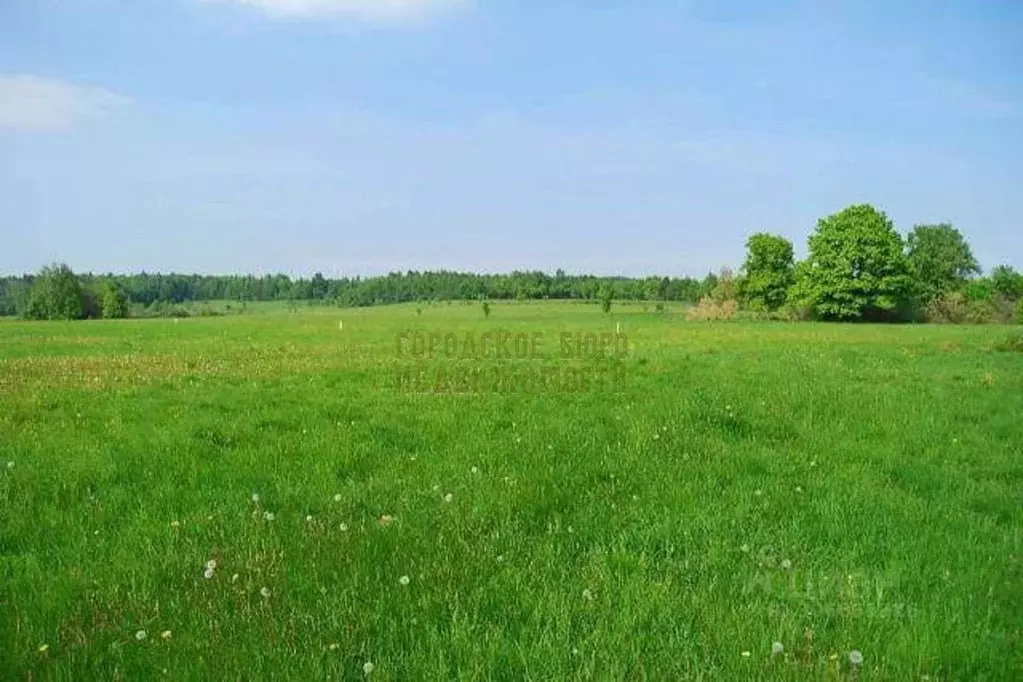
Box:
[741,651,751,658]
[206,559,217,571]
[849,650,863,666]
[399,575,410,586]
[260,587,271,598]
[339,523,349,532]
[378,514,394,526]
[263,511,275,521]
[363,661,375,675]
[252,493,260,503]
[470,466,479,475]
[161,630,172,640]
[38,644,49,653]
[6,461,14,469]
[496,555,504,562]
[306,515,314,523]
[781,559,792,570]
[443,493,453,503]
[582,589,593,601]
[329,643,340,651]
[771,642,784,656]
[333,493,342,502]
[740,543,750,553]
[754,489,763,497]
[171,520,181,528]
[204,567,215,580]
[795,486,803,493]
[135,630,147,641]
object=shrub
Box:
[925,292,968,324]
[1017,299,1023,324]
[686,298,739,321]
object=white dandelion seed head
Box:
[471,466,479,474]
[333,493,342,502]
[582,589,593,600]
[781,559,792,570]
[135,630,147,641]
[251,493,260,503]
[399,575,410,586]
[741,543,750,553]
[363,661,374,675]
[204,567,215,580]
[260,587,271,598]
[6,461,14,469]
[339,523,349,532]
[741,651,751,658]
[849,650,863,665]
[263,511,275,521]
[772,641,784,655]
[160,630,172,640]
[171,520,181,528]
[306,515,314,523]
[443,493,453,503]
[205,559,217,571]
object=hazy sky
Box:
[1,0,1020,277]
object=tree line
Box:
[2,203,1021,322]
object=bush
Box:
[925,292,968,324]
[1017,299,1023,324]
[686,298,739,321]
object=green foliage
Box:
[995,332,1023,352]
[791,204,913,320]
[990,265,1023,301]
[906,224,980,303]
[599,284,613,314]
[739,233,794,311]
[1017,299,1023,324]
[23,263,85,321]
[482,300,491,318]
[101,282,129,319]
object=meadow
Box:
[1,301,1020,680]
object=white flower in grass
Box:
[399,575,410,586]
[582,589,593,601]
[263,511,275,521]
[740,544,750,553]
[363,661,374,675]
[204,567,215,580]
[251,493,260,503]
[161,630,172,640]
[339,523,349,532]
[306,515,314,523]
[206,559,217,571]
[849,650,863,665]
[333,493,342,502]
[135,630,147,641]
[6,461,14,469]
[171,520,181,528]
[443,493,453,503]
[260,587,271,598]
[771,642,784,656]
[470,466,479,475]
[780,559,792,570]
[741,650,751,658]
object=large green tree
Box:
[24,263,85,321]
[906,223,980,302]
[738,233,795,311]
[791,204,912,320]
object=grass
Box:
[1,302,1021,680]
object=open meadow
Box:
[1,302,1021,680]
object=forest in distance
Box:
[3,204,1023,324]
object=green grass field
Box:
[1,302,1021,680]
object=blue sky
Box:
[1,0,1020,277]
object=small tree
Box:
[599,284,614,314]
[739,233,794,311]
[991,265,1023,300]
[101,282,129,319]
[24,263,85,320]
[482,300,491,318]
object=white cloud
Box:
[0,75,128,132]
[204,0,468,21]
